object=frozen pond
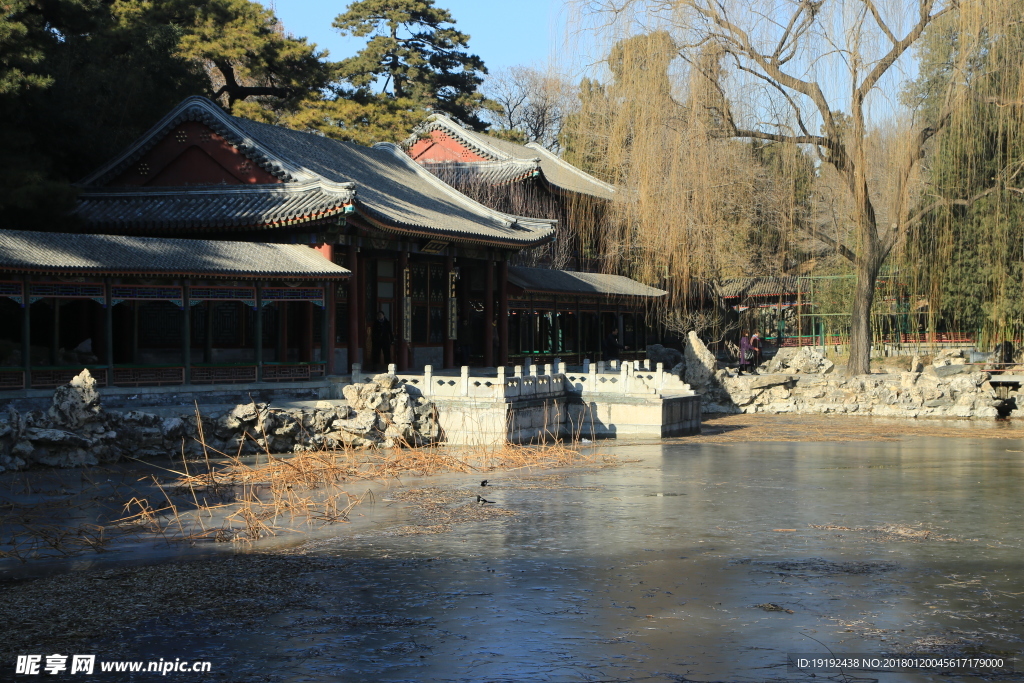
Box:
[90,433,1024,682]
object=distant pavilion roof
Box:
[407,115,617,202]
[508,267,665,298]
[719,276,808,299]
[75,97,555,248]
[0,230,349,280]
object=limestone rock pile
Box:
[759,347,835,375]
[0,371,441,472]
[720,370,1002,418]
[678,336,1008,418]
[334,373,439,448]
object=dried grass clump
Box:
[1,403,609,561]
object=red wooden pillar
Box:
[498,259,509,368]
[484,259,495,367]
[347,247,359,373]
[316,244,336,374]
[398,251,409,371]
[444,254,455,369]
[459,262,471,366]
[323,281,335,375]
[356,248,368,370]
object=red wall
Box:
[108,121,282,187]
[407,130,489,163]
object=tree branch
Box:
[799,221,857,263]
[855,0,951,102]
[860,0,898,45]
[901,185,999,236]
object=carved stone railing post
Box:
[496,366,507,398]
[460,365,469,396]
[424,364,433,397]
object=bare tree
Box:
[483,66,578,151]
[578,0,1015,374]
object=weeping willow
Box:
[566,0,1024,372]
[422,165,611,270]
[903,6,1024,349]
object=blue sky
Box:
[263,0,569,75]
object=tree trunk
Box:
[847,255,881,376]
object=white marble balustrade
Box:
[350,357,693,401]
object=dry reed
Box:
[0,401,609,561]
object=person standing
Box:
[371,310,393,371]
[602,328,621,361]
[738,330,751,375]
[749,331,762,374]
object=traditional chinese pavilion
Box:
[406,114,665,361]
[1,96,667,391]
[0,229,349,390]
[504,267,665,362]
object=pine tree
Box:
[333,0,495,129]
[114,0,334,111]
[0,0,336,227]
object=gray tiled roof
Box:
[508,266,665,298]
[74,180,355,232]
[78,97,555,248]
[409,115,617,201]
[0,230,349,279]
[719,277,808,299]
[233,119,555,246]
[423,158,542,187]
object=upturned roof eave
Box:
[525,142,618,199]
[353,203,555,250]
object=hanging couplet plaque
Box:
[402,266,412,342]
[447,270,458,340]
